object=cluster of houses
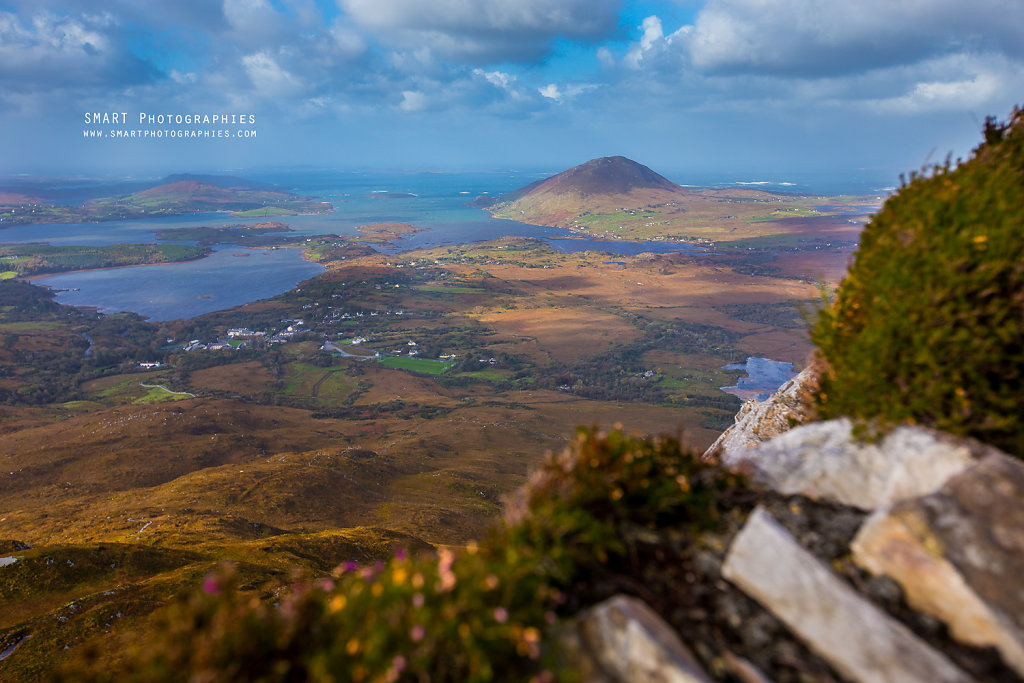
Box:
[163,320,309,355]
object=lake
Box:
[721,357,798,401]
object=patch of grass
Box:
[0,271,17,280]
[58,400,105,412]
[0,321,63,332]
[378,356,454,374]
[413,285,487,294]
[455,369,509,382]
[230,207,295,217]
[132,386,192,404]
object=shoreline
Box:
[19,248,215,283]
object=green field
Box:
[282,363,356,406]
[455,369,509,382]
[378,356,454,374]
[0,243,209,276]
[230,207,296,217]
[413,285,487,294]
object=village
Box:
[140,305,461,375]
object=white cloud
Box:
[338,0,621,62]
[624,15,663,68]
[538,82,597,102]
[223,0,281,40]
[398,90,427,112]
[0,10,158,90]
[241,51,304,96]
[686,0,1024,76]
[859,53,1020,114]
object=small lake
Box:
[721,357,797,401]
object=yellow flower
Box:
[328,595,347,613]
[346,638,360,655]
[371,582,384,597]
[393,567,408,584]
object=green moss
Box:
[812,109,1024,455]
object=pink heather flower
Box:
[493,607,508,624]
[342,561,359,573]
[437,548,454,572]
[202,575,220,595]
[410,625,425,643]
[438,570,456,592]
[412,592,425,608]
[395,548,407,561]
[385,655,407,683]
[545,611,557,625]
[318,578,335,592]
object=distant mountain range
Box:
[0,174,330,225]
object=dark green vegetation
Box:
[0,176,330,226]
[64,428,752,682]
[812,109,1024,456]
[0,243,209,278]
[153,221,292,245]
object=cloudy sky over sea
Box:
[1,0,1022,177]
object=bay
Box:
[40,246,324,321]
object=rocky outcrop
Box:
[563,403,1024,681]
[723,507,972,683]
[853,452,1024,676]
[562,595,712,683]
[723,418,993,510]
[703,366,815,462]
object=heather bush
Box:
[812,108,1024,455]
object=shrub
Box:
[811,108,1024,455]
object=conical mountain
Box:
[488,156,690,228]
[514,156,681,199]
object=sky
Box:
[0,0,1022,180]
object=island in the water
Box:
[0,174,332,226]
[352,221,427,245]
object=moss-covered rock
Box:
[811,108,1024,456]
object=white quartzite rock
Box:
[568,595,711,683]
[724,418,993,510]
[703,366,813,461]
[853,452,1024,677]
[723,507,971,683]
